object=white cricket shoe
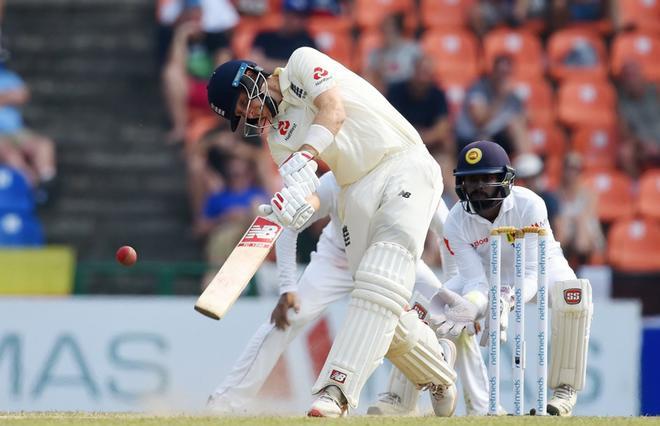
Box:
[547,384,577,416]
[429,338,458,417]
[366,392,417,416]
[307,385,348,418]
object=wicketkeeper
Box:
[427,140,593,416]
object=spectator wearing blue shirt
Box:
[196,153,268,267]
[0,62,57,203]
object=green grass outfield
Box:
[1,414,658,426]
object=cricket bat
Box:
[194,194,319,320]
[195,215,283,320]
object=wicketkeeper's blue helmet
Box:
[454,140,515,214]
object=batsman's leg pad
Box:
[549,279,593,391]
[387,310,457,387]
[311,242,415,407]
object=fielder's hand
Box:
[271,292,300,330]
[259,185,315,230]
[278,151,320,196]
[429,288,479,338]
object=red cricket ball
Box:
[115,245,138,267]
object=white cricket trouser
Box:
[210,236,440,412]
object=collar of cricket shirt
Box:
[274,67,291,113]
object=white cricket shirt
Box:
[267,47,423,186]
[443,186,575,299]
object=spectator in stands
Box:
[386,54,456,203]
[0,60,57,204]
[196,151,268,278]
[554,152,606,269]
[364,13,422,93]
[161,0,237,144]
[513,152,561,227]
[617,61,660,178]
[455,54,529,156]
[157,0,198,68]
[250,0,317,71]
[550,0,615,30]
[386,55,453,155]
[469,0,532,36]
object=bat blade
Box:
[195,216,282,320]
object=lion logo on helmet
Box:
[465,147,483,165]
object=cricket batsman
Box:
[208,171,458,417]
[428,140,593,416]
[207,46,455,417]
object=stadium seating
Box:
[419,0,474,30]
[511,77,555,125]
[421,30,480,84]
[608,218,660,272]
[638,169,660,220]
[547,28,608,81]
[619,0,660,34]
[309,25,353,68]
[483,29,544,79]
[582,170,636,223]
[354,30,382,74]
[231,14,283,58]
[571,125,619,171]
[440,77,470,117]
[354,0,417,33]
[527,122,567,158]
[0,166,35,213]
[611,32,660,83]
[557,79,616,128]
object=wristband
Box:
[303,124,334,154]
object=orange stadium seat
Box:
[542,154,563,190]
[231,14,284,58]
[309,26,353,68]
[440,78,470,118]
[582,170,636,223]
[571,126,619,171]
[420,0,474,30]
[421,30,480,84]
[547,28,608,81]
[607,218,660,272]
[511,78,555,125]
[638,169,660,220]
[527,123,567,158]
[557,80,616,129]
[354,30,382,74]
[611,32,660,83]
[483,29,544,79]
[354,0,417,33]
[619,0,660,34]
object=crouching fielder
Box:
[430,140,593,416]
[208,172,457,415]
[207,46,456,416]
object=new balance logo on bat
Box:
[238,217,282,248]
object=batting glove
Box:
[259,185,315,231]
[429,288,479,338]
[278,151,320,196]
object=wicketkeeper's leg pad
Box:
[387,310,457,387]
[549,279,593,391]
[311,242,415,407]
